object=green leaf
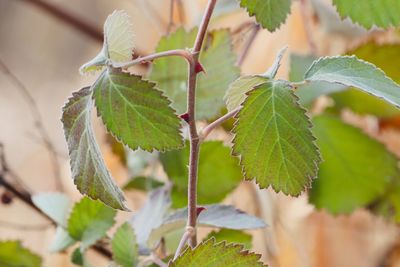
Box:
[170,238,266,267]
[112,223,138,267]
[289,54,346,106]
[160,141,242,208]
[71,248,91,267]
[206,229,252,250]
[93,69,183,152]
[79,10,134,74]
[62,87,128,210]
[0,241,41,267]
[233,81,320,195]
[240,0,291,32]
[309,115,400,214]
[123,176,164,191]
[32,192,71,227]
[225,76,268,112]
[304,56,400,109]
[332,0,400,29]
[67,197,117,250]
[149,28,239,119]
[49,227,76,253]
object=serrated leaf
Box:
[240,0,291,32]
[32,192,71,227]
[225,76,267,112]
[62,87,128,210]
[67,197,117,250]
[80,10,134,74]
[170,238,266,267]
[263,46,287,79]
[0,241,41,267]
[309,115,400,214]
[130,187,171,253]
[148,204,265,248]
[123,176,164,191]
[289,54,347,106]
[304,56,400,109]
[205,229,252,250]
[233,81,320,195]
[332,0,400,29]
[160,141,242,208]
[49,227,76,253]
[93,69,183,152]
[149,28,239,119]
[112,223,138,267]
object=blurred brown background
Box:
[1,0,400,266]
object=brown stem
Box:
[236,24,260,66]
[299,0,318,55]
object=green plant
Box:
[2,0,400,266]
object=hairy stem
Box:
[200,107,241,141]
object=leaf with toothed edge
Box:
[305,56,400,109]
[232,81,321,195]
[92,69,183,152]
[240,0,292,32]
[169,238,266,267]
[62,87,128,210]
[112,223,138,267]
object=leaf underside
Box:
[233,81,320,196]
[62,87,128,210]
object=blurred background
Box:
[1,0,400,266]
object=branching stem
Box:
[200,107,241,141]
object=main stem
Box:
[186,0,217,248]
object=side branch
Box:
[200,107,241,141]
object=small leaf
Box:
[0,240,41,267]
[332,0,400,29]
[233,81,321,195]
[80,10,134,74]
[49,227,76,253]
[309,115,400,214]
[130,187,171,252]
[206,229,252,250]
[32,192,71,227]
[149,28,239,119]
[112,223,138,267]
[170,238,266,267]
[62,87,127,210]
[263,46,288,79]
[67,197,117,250]
[160,141,243,208]
[71,248,92,267]
[240,0,291,32]
[123,176,164,191]
[93,69,183,152]
[304,56,400,109]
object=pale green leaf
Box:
[240,0,291,32]
[160,141,242,208]
[206,229,252,250]
[263,46,287,79]
[62,87,128,210]
[93,69,183,152]
[332,0,400,29]
[67,197,117,250]
[304,56,400,109]
[112,223,138,267]
[149,28,239,119]
[233,81,320,195]
[0,241,41,267]
[170,238,266,267]
[123,176,164,191]
[49,227,76,253]
[32,192,71,227]
[309,115,400,214]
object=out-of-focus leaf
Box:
[71,248,91,267]
[126,150,157,177]
[332,0,400,29]
[160,141,242,208]
[111,223,138,267]
[105,134,126,165]
[62,87,128,210]
[205,229,252,249]
[123,176,164,191]
[67,197,116,250]
[214,0,241,18]
[233,81,321,195]
[93,69,183,152]
[0,241,41,267]
[49,227,76,253]
[149,28,239,119]
[170,238,265,267]
[32,192,71,227]
[239,0,291,32]
[309,115,400,214]
[369,179,400,223]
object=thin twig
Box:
[200,107,241,141]
[299,0,318,55]
[151,253,168,267]
[0,58,64,191]
[0,220,51,231]
[176,0,185,25]
[166,0,175,34]
[173,227,193,260]
[236,24,260,66]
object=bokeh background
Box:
[1,0,400,266]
